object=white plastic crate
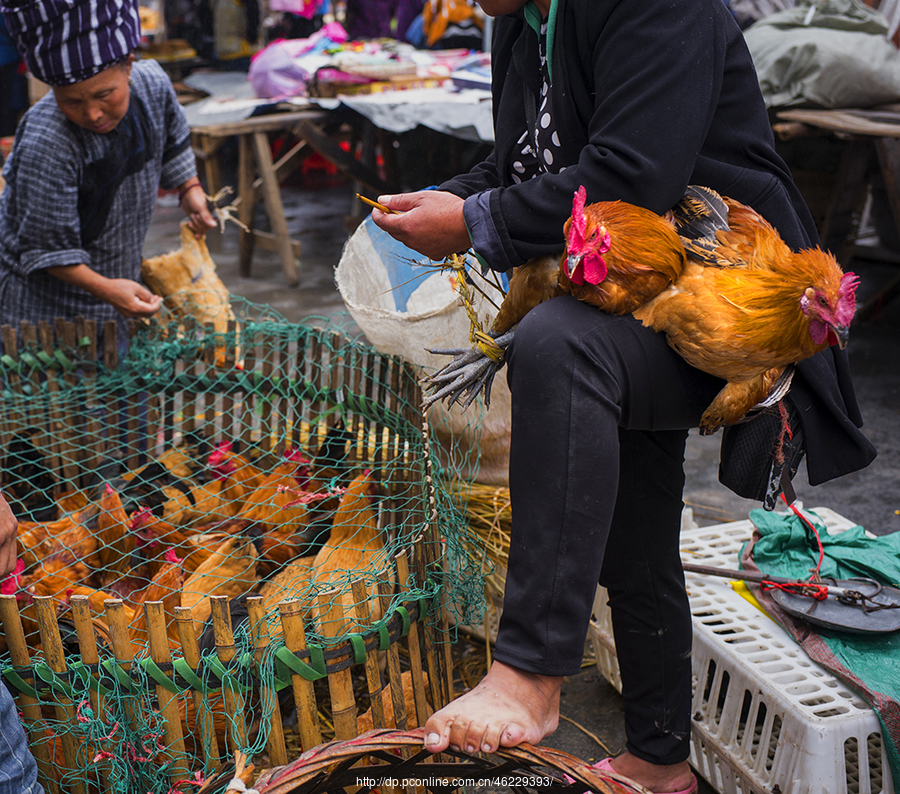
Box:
[588,506,895,794]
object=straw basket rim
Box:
[248,727,651,794]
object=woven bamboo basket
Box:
[0,312,463,794]
[247,728,650,794]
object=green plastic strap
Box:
[274,645,327,683]
[69,661,112,697]
[173,658,208,694]
[35,351,55,367]
[395,606,411,638]
[348,634,366,665]
[77,336,91,348]
[1,668,39,699]
[53,350,76,371]
[139,658,180,695]
[34,663,75,699]
[19,353,39,369]
[204,656,252,693]
[376,625,391,651]
[100,659,136,692]
[0,354,19,371]
[417,597,429,622]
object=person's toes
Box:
[499,721,529,748]
[423,712,455,753]
[447,718,474,755]
[479,718,509,753]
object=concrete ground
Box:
[144,174,899,792]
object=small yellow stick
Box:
[356,193,402,214]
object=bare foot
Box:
[609,752,695,793]
[423,660,562,755]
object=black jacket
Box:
[441,0,876,485]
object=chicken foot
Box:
[421,329,515,410]
[699,366,786,435]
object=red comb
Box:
[164,548,183,565]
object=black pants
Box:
[494,295,724,765]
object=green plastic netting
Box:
[0,295,489,794]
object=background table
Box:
[775,107,900,321]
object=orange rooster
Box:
[425,186,685,407]
[633,186,858,433]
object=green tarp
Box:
[742,508,900,784]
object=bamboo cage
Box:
[0,308,473,794]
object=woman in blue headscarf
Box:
[0,0,216,340]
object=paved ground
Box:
[144,176,900,792]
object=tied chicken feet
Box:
[423,327,517,409]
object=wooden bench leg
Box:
[253,130,300,286]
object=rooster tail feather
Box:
[674,185,730,241]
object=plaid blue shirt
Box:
[0,59,195,338]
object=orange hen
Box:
[312,470,390,635]
[633,186,858,433]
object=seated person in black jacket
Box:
[373,1,875,792]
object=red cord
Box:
[780,492,826,581]
[756,494,830,600]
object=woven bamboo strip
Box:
[39,321,67,495]
[318,590,357,741]
[175,606,221,770]
[145,601,190,786]
[259,331,277,465]
[245,595,288,767]
[396,552,429,727]
[181,319,198,436]
[21,322,54,495]
[378,578,408,731]
[103,599,142,739]
[67,597,103,734]
[0,327,25,478]
[203,322,218,437]
[124,320,142,470]
[221,319,237,443]
[351,580,386,729]
[278,599,322,751]
[0,595,58,794]
[33,596,87,794]
[104,320,121,454]
[54,319,81,484]
[240,331,257,455]
[211,595,248,753]
[78,319,102,491]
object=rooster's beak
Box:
[566,253,581,277]
[833,324,850,350]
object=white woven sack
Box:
[335,217,511,485]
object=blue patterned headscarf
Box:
[0,0,140,86]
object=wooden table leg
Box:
[237,133,256,277]
[192,132,223,196]
[856,138,900,322]
[252,130,300,286]
[820,139,876,265]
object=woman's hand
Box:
[46,264,162,317]
[178,180,217,237]
[97,278,163,317]
[370,191,471,260]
